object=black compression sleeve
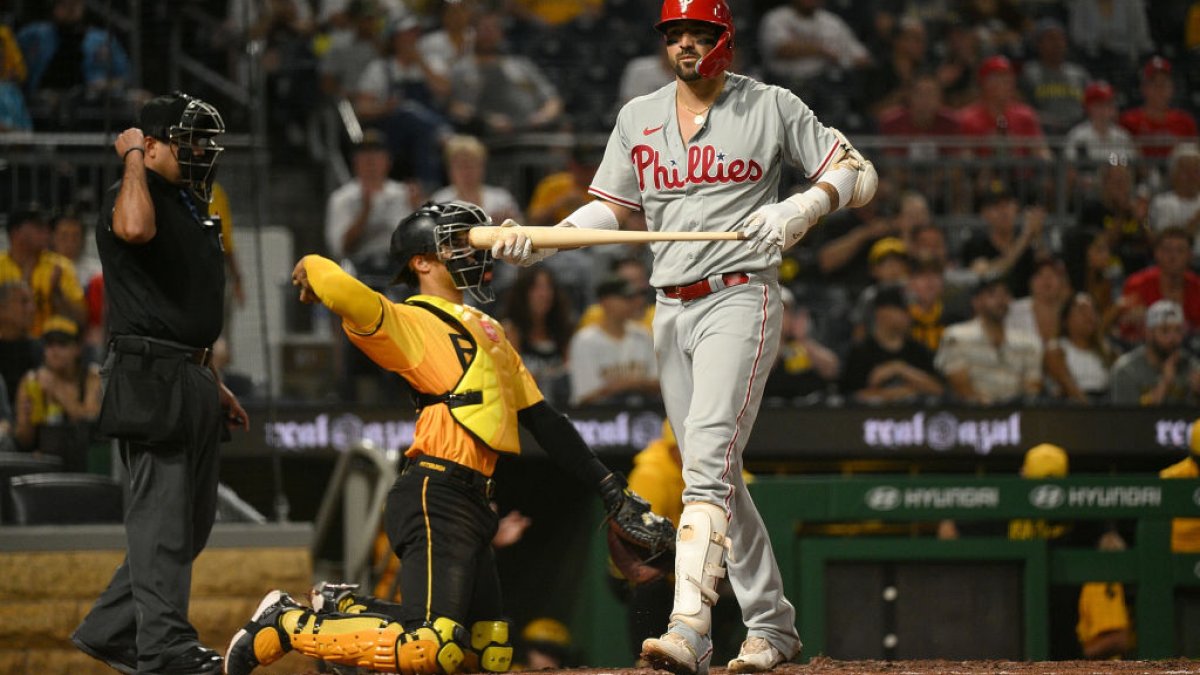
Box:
[518,401,612,489]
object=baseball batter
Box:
[492,1,876,673]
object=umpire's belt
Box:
[404,455,495,500]
[109,335,213,367]
[659,272,750,302]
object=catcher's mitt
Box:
[599,473,676,583]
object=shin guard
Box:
[670,502,729,635]
[468,621,513,673]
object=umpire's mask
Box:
[140,92,226,203]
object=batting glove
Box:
[741,201,795,254]
[490,219,557,267]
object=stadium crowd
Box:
[2,0,1200,456]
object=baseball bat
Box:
[468,225,747,250]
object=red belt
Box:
[660,272,750,301]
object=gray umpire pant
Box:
[653,274,803,658]
[74,360,223,671]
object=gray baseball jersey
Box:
[589,72,841,287]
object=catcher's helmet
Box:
[656,0,734,79]
[390,201,495,303]
[138,92,225,203]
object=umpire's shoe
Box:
[727,637,791,673]
[641,623,713,675]
[224,590,301,675]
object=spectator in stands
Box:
[757,0,870,93]
[1020,19,1090,136]
[0,280,39,406]
[225,0,317,150]
[16,0,133,124]
[935,23,984,108]
[841,285,942,404]
[355,15,452,189]
[1119,56,1198,159]
[519,618,575,670]
[958,56,1052,162]
[811,198,891,295]
[936,274,1043,405]
[317,0,384,100]
[618,49,674,105]
[1063,81,1138,165]
[859,16,929,117]
[0,374,13,452]
[417,0,476,84]
[578,256,654,333]
[1062,228,1123,330]
[528,142,600,226]
[849,237,911,343]
[1117,227,1200,343]
[499,267,574,409]
[1067,0,1153,88]
[13,316,99,467]
[877,71,960,156]
[325,130,420,283]
[1148,143,1200,243]
[0,21,31,131]
[567,276,658,407]
[447,11,564,136]
[763,287,839,402]
[0,207,86,337]
[960,0,1028,57]
[960,184,1045,298]
[1159,421,1200,553]
[431,134,523,225]
[907,257,953,353]
[49,209,101,288]
[1110,299,1200,405]
[1006,256,1070,346]
[509,0,601,28]
[1078,160,1151,275]
[1044,292,1116,403]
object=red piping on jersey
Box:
[721,283,771,520]
[588,186,641,211]
[806,138,841,181]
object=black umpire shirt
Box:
[97,170,225,347]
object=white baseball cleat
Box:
[641,624,712,675]
[727,636,789,673]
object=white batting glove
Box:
[490,219,557,267]
[741,201,796,254]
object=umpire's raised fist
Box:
[114,128,146,160]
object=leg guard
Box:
[287,613,466,675]
[671,503,729,635]
[467,621,513,673]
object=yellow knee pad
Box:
[404,616,468,675]
[469,621,513,673]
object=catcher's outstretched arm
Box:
[517,401,612,489]
[299,255,385,332]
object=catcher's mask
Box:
[390,201,495,303]
[656,0,735,79]
[139,92,226,203]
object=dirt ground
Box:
[272,660,1200,675]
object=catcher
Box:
[224,201,674,675]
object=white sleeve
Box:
[356,60,389,99]
[567,332,605,405]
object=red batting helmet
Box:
[655,0,735,79]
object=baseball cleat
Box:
[71,633,137,675]
[640,623,712,675]
[309,581,362,614]
[224,590,300,675]
[727,637,789,673]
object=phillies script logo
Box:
[631,144,764,191]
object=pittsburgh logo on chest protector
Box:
[631,144,763,191]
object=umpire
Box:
[71,92,249,675]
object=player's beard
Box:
[674,53,703,82]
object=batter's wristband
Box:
[123,146,146,162]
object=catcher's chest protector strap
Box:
[671,502,730,634]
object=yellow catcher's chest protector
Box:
[406,295,522,455]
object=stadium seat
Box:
[7,472,123,526]
[0,452,63,524]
